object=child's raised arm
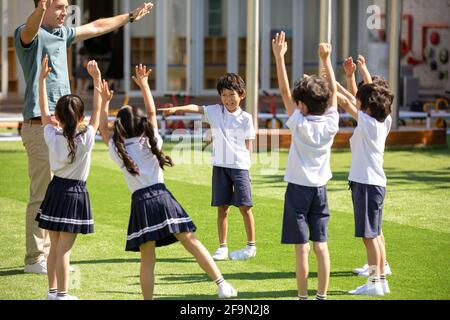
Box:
[86,60,102,132]
[321,67,357,106]
[319,43,337,108]
[357,54,373,85]
[96,80,114,145]
[337,92,358,121]
[132,64,159,130]
[272,31,297,116]
[39,55,53,127]
[343,57,358,97]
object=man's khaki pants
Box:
[21,123,52,266]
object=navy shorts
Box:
[349,181,385,239]
[211,166,253,208]
[281,183,330,244]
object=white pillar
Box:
[227,0,239,74]
[246,0,260,130]
[293,0,305,83]
[388,0,402,130]
[123,0,131,96]
[260,0,271,91]
[319,0,332,73]
[357,0,369,59]
[341,0,351,60]
[156,0,168,94]
[188,0,204,95]
[1,0,8,98]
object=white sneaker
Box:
[212,247,229,261]
[349,281,384,296]
[352,263,368,275]
[229,247,256,261]
[381,280,390,294]
[218,282,238,299]
[385,262,392,276]
[24,259,47,275]
[46,293,57,300]
[55,294,79,300]
[354,262,392,277]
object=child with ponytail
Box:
[36,55,102,300]
[97,64,237,300]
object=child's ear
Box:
[80,115,85,123]
[240,92,247,100]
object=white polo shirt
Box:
[284,107,340,187]
[203,104,256,170]
[44,124,95,182]
[109,133,164,193]
[349,111,392,187]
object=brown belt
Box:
[23,118,42,125]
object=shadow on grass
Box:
[0,268,25,276]
[158,271,355,284]
[71,257,195,265]
[156,289,348,300]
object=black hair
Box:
[113,106,173,175]
[217,73,246,97]
[292,75,332,115]
[55,94,85,164]
[356,83,394,122]
[357,76,390,91]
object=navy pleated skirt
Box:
[126,183,197,252]
[36,176,94,234]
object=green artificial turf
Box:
[0,139,449,300]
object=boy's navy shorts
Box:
[211,166,253,208]
[281,183,330,244]
[349,181,385,239]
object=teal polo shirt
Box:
[15,25,76,121]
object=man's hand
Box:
[38,0,51,12]
[130,2,154,23]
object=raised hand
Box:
[130,2,154,23]
[343,57,357,77]
[272,31,288,58]
[96,80,114,103]
[132,64,152,89]
[87,60,101,79]
[38,0,51,11]
[319,43,332,61]
[357,54,367,69]
[40,54,52,79]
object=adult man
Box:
[16,0,154,274]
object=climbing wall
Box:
[402,0,450,90]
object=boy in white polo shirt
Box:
[337,83,394,296]
[273,32,339,301]
[161,73,257,261]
